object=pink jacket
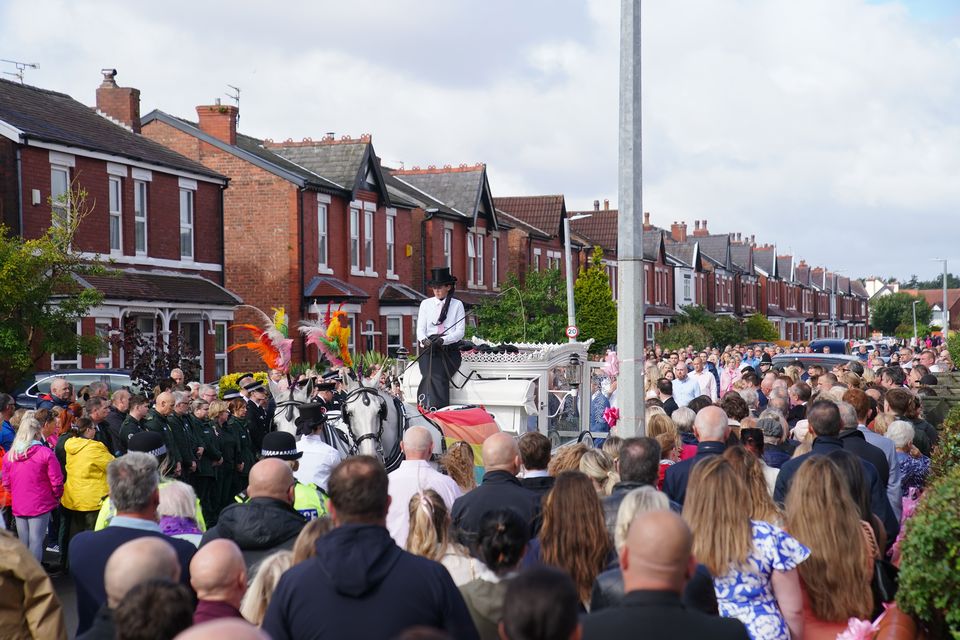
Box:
[1,444,64,517]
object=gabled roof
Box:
[849,280,869,298]
[381,170,456,214]
[303,275,370,301]
[493,195,565,238]
[379,282,426,305]
[753,246,778,278]
[696,234,733,271]
[777,256,794,283]
[141,110,339,192]
[568,208,617,253]
[729,243,754,274]
[72,270,241,306]
[0,79,224,180]
[390,164,499,229]
[643,231,666,262]
[666,241,702,271]
[794,263,811,287]
[495,209,551,240]
[267,136,390,204]
[836,275,851,295]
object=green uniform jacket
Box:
[229,415,256,474]
[143,409,182,468]
[117,415,146,455]
[168,413,198,471]
[189,415,222,478]
[218,417,242,471]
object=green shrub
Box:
[897,466,960,638]
[656,323,712,351]
[931,405,960,479]
[948,332,960,369]
[744,313,780,341]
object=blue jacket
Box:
[663,441,727,506]
[262,524,479,640]
[0,420,15,452]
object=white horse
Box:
[271,377,311,436]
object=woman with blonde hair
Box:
[723,445,781,524]
[528,471,612,609]
[785,456,877,638]
[406,489,481,586]
[684,456,808,639]
[601,435,623,465]
[157,480,204,546]
[644,365,662,399]
[440,440,477,493]
[578,449,619,496]
[547,443,587,476]
[291,516,333,564]
[240,550,293,626]
[645,413,676,440]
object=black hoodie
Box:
[200,497,305,568]
[262,524,479,640]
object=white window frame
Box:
[134,180,148,256]
[466,232,477,284]
[317,201,329,272]
[546,250,562,271]
[491,237,499,288]
[476,233,484,285]
[385,209,396,278]
[95,319,112,366]
[51,320,82,370]
[645,322,655,342]
[364,208,375,274]
[350,206,361,272]
[108,176,122,254]
[533,248,542,272]
[51,166,70,229]
[214,322,228,380]
[443,228,452,269]
[683,274,692,301]
[179,188,194,260]
[347,315,356,354]
[385,316,402,356]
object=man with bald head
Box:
[200,458,306,567]
[176,618,268,640]
[191,539,247,624]
[451,432,540,548]
[582,511,749,639]
[144,391,183,477]
[79,529,182,638]
[38,377,73,410]
[663,405,730,505]
[387,426,462,546]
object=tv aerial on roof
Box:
[226,84,241,124]
[1,59,39,84]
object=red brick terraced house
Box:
[776,255,805,342]
[386,164,504,335]
[568,205,620,301]
[848,280,869,339]
[493,194,578,286]
[793,260,818,342]
[142,104,423,367]
[664,233,707,311]
[810,267,834,338]
[0,73,241,380]
[686,223,737,317]
[729,237,760,318]
[753,245,785,339]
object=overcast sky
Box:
[2,0,958,282]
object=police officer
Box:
[234,431,328,521]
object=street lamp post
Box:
[564,214,592,343]
[932,258,948,334]
[912,300,920,345]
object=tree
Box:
[656,323,711,351]
[475,268,567,344]
[711,316,747,349]
[0,182,110,389]
[744,313,780,341]
[575,247,618,355]
[108,319,200,392]
[870,292,931,335]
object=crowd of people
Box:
[0,336,948,639]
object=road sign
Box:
[565,325,579,339]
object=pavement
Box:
[44,549,79,639]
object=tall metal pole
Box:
[563,216,577,343]
[942,259,949,334]
[617,0,644,436]
[912,300,919,346]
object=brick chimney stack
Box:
[670,221,687,242]
[643,211,652,231]
[95,69,141,133]
[693,218,709,237]
[603,199,610,211]
[196,100,239,146]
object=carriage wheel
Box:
[547,429,561,449]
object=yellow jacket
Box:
[62,437,113,512]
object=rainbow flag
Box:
[423,407,500,480]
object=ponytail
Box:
[405,490,447,562]
[436,285,456,325]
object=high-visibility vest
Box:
[234,481,328,521]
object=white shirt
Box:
[387,459,463,547]
[295,434,344,491]
[689,370,717,402]
[416,296,466,345]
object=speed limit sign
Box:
[565,325,579,339]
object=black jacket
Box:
[662,396,679,416]
[662,441,727,506]
[839,428,890,488]
[144,409,182,467]
[201,497,306,568]
[77,605,115,640]
[582,590,749,640]
[519,475,554,500]
[103,407,126,456]
[773,436,898,544]
[452,471,540,549]
[117,415,145,456]
[261,524,479,640]
[590,565,718,616]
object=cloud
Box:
[1,0,958,280]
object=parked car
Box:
[772,353,860,372]
[807,339,850,355]
[12,369,139,409]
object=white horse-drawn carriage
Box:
[273,338,598,471]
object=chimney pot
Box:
[95,69,141,133]
[196,103,239,146]
[593,199,600,211]
[644,211,650,223]
[694,221,700,230]
[603,199,609,211]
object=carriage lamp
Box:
[567,353,582,389]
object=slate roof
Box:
[303,276,370,301]
[568,209,618,253]
[643,231,664,261]
[777,256,794,282]
[235,133,342,190]
[666,241,698,269]
[73,270,241,306]
[379,282,426,304]
[269,140,371,192]
[493,195,564,238]
[849,280,869,298]
[730,244,753,274]
[383,170,460,217]
[696,235,732,270]
[794,264,811,287]
[753,247,777,277]
[392,167,485,219]
[0,80,224,179]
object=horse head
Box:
[272,375,311,436]
[340,369,388,458]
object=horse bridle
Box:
[341,385,387,454]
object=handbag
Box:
[872,557,899,618]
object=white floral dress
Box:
[713,520,810,640]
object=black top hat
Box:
[316,381,337,392]
[295,403,328,429]
[260,431,302,460]
[321,370,340,381]
[127,431,167,459]
[427,267,457,286]
[222,390,243,401]
[243,380,266,393]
